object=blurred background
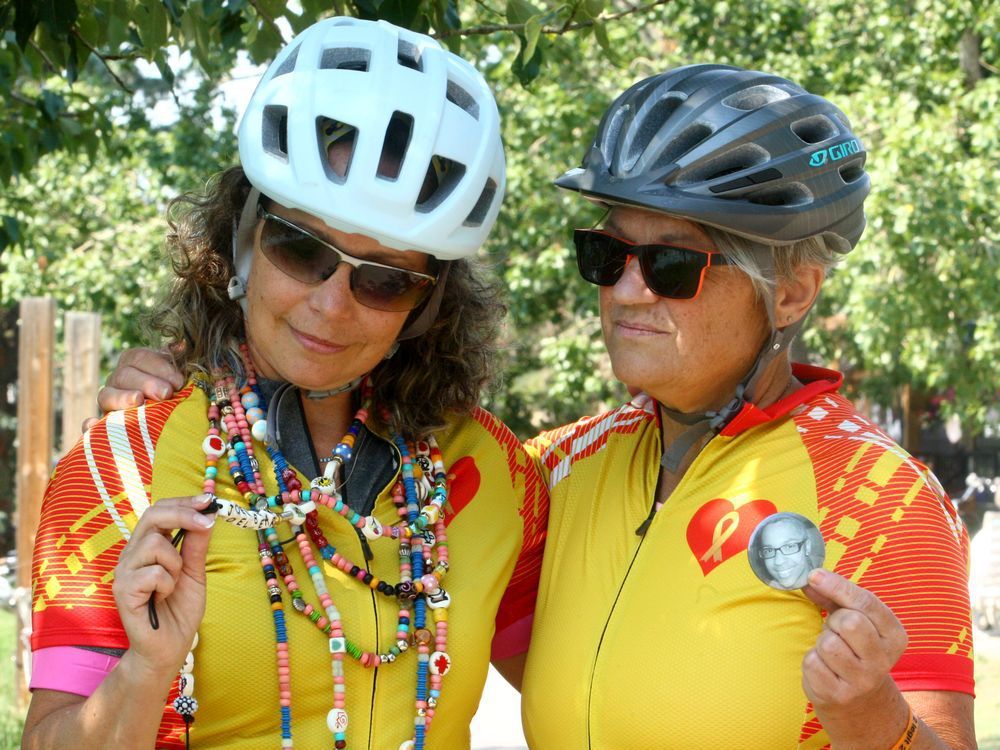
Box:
[0,0,997,747]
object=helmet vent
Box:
[791,115,838,144]
[446,79,479,120]
[676,142,768,186]
[653,123,713,172]
[746,183,812,207]
[622,94,684,171]
[262,105,288,160]
[838,159,865,184]
[722,84,790,111]
[462,178,498,227]
[273,47,299,78]
[600,105,629,167]
[397,39,423,72]
[378,112,414,181]
[318,118,357,183]
[416,158,466,213]
[320,47,371,72]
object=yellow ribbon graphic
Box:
[700,510,741,563]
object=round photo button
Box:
[747,512,825,590]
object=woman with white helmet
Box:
[24,17,542,749]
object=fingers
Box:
[100,348,185,409]
[803,569,902,641]
[97,384,146,413]
[802,569,909,709]
[128,495,217,547]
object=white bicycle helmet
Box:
[237,16,505,261]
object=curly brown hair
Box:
[148,166,507,437]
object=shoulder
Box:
[45,382,206,519]
[526,395,657,487]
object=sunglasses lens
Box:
[351,267,433,312]
[642,248,709,299]
[574,230,629,286]
[259,218,337,284]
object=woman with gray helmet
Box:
[24,17,544,749]
[518,65,974,748]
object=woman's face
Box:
[244,203,432,392]
[598,206,770,413]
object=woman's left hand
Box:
[801,568,910,743]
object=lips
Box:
[290,326,348,354]
[613,319,671,335]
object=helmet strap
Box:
[396,262,451,340]
[228,187,261,317]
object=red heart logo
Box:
[444,456,480,525]
[686,498,777,576]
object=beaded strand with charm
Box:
[180,343,452,750]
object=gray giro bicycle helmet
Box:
[556,63,869,254]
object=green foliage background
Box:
[0,0,997,439]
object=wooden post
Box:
[61,311,102,455]
[15,297,56,709]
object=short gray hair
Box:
[703,226,841,304]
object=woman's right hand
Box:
[112,494,217,679]
[93,347,185,417]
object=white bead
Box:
[202,435,226,459]
[181,652,194,674]
[329,637,346,654]
[327,708,349,732]
[311,476,336,496]
[428,651,451,676]
[426,588,450,610]
[179,673,195,697]
[399,742,415,750]
[420,504,440,524]
[298,500,316,514]
[284,504,309,526]
[361,515,383,540]
[251,419,268,444]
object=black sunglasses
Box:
[256,206,437,312]
[574,229,731,300]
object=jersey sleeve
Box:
[799,400,974,696]
[31,389,194,653]
[472,411,548,661]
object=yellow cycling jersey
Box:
[521,365,972,750]
[32,382,546,749]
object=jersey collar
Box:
[716,363,843,437]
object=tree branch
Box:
[247,0,286,42]
[70,28,133,94]
[435,0,671,39]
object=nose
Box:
[309,262,356,317]
[611,254,658,304]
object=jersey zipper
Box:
[586,532,648,750]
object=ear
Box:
[773,264,824,330]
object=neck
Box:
[299,389,357,459]
[656,354,798,479]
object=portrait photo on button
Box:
[747,512,826,591]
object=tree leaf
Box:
[133,0,168,58]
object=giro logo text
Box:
[808,138,861,167]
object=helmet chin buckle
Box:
[227,276,247,301]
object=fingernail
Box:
[194,493,213,507]
[194,513,215,528]
[808,568,827,586]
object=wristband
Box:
[888,706,919,750]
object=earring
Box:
[384,342,400,360]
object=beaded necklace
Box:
[178,344,452,749]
